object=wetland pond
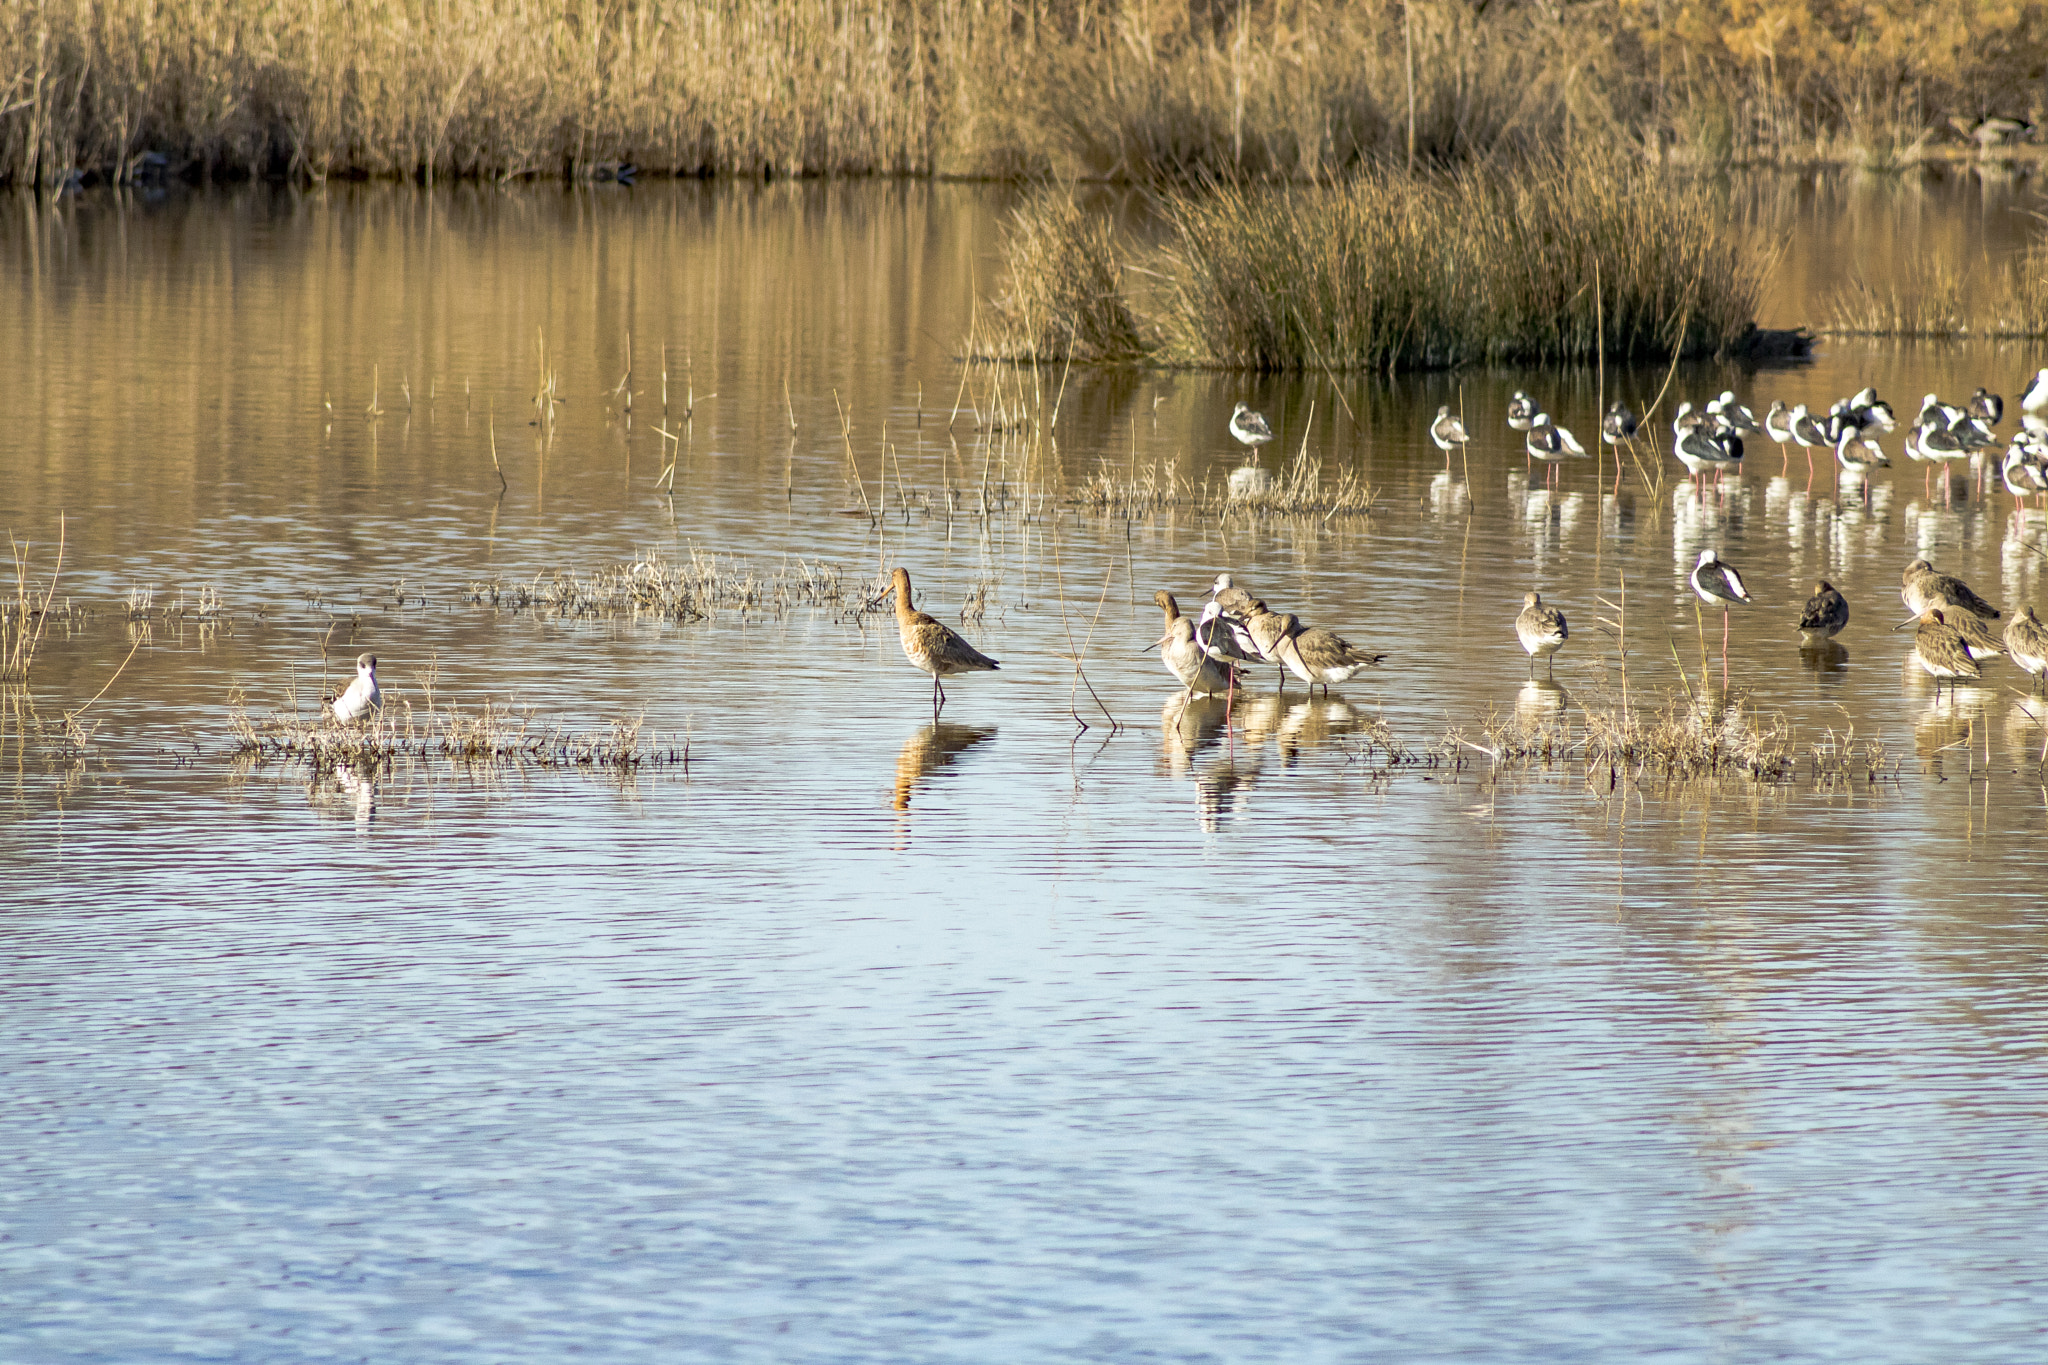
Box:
[5,170,2048,1362]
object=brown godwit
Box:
[1149,591,1235,697]
[2005,607,2048,693]
[329,653,382,723]
[1797,582,1849,645]
[1913,610,1981,698]
[890,567,999,715]
[1515,591,1568,677]
[1900,559,2000,620]
[1271,612,1383,697]
[1239,600,1300,691]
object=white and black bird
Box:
[1968,387,2004,426]
[1690,548,1753,662]
[1763,400,1795,466]
[1601,400,1639,446]
[1506,391,1537,431]
[2021,368,2048,416]
[1429,405,1470,469]
[1709,390,1761,434]
[1229,402,1276,449]
[1788,403,1830,478]
[1524,413,1587,484]
[329,652,382,724]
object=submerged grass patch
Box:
[464,550,850,620]
[1071,453,1379,518]
[972,151,1765,372]
[229,695,687,773]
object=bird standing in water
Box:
[1515,592,1568,677]
[1797,582,1849,645]
[890,567,999,716]
[1429,405,1471,471]
[329,653,382,724]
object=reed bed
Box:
[1824,236,2048,338]
[464,550,848,620]
[5,0,2040,187]
[971,152,1764,372]
[229,696,685,773]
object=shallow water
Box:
[5,170,2048,1363]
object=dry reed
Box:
[1824,234,2048,339]
[4,1,2041,187]
[3,522,75,683]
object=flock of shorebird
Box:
[1417,367,2048,508]
[327,375,2048,726]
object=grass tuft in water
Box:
[229,695,686,773]
[465,550,848,620]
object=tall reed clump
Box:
[1111,151,1760,371]
[971,191,1148,364]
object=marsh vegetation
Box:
[5,0,2041,187]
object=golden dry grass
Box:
[4,0,2042,186]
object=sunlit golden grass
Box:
[972,151,1763,371]
[4,0,2042,186]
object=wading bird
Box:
[1797,582,1849,645]
[1913,610,1980,699]
[1430,405,1471,471]
[1515,591,1568,677]
[1901,559,2000,621]
[329,653,382,724]
[2005,608,2048,693]
[891,567,998,716]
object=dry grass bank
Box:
[3,0,2043,186]
[1824,234,2048,338]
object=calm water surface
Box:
[4,171,2048,1362]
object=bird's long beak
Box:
[1891,612,1922,631]
[1142,635,1168,653]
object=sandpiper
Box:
[2004,607,2048,693]
[1429,405,1471,469]
[1229,402,1276,448]
[1797,582,1849,645]
[1149,591,1235,697]
[890,567,999,715]
[1515,591,1568,677]
[1900,559,2000,620]
[330,653,382,724]
[1913,609,1981,698]
[1240,600,1301,690]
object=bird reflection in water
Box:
[314,762,378,829]
[1798,640,1849,684]
[1277,697,1364,765]
[1515,678,1571,726]
[892,722,995,814]
[1160,692,1230,778]
[1914,690,1989,773]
